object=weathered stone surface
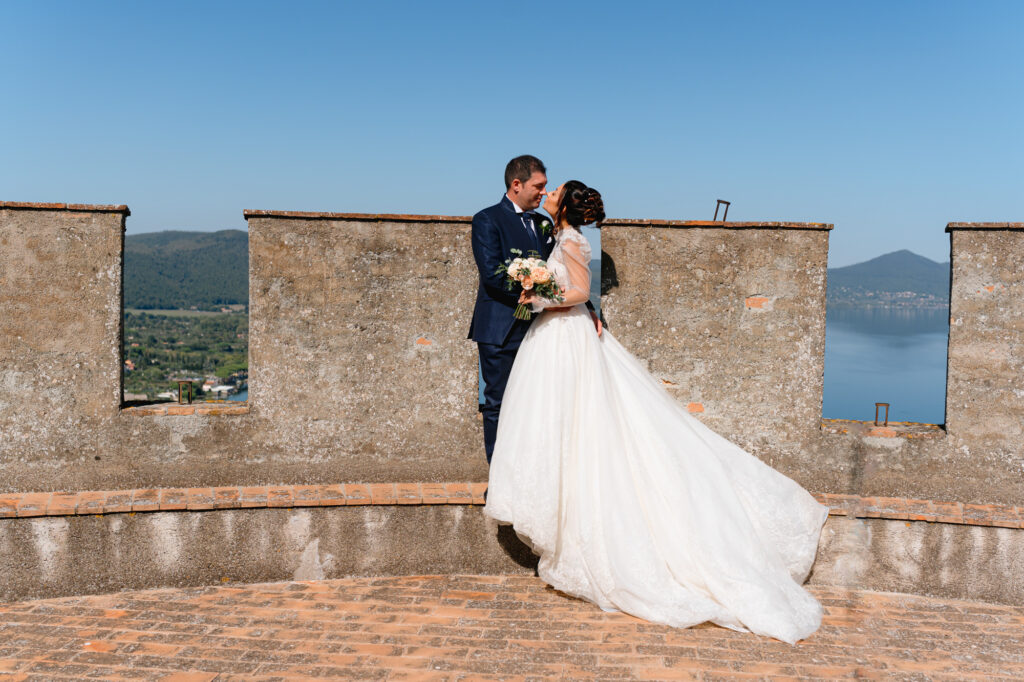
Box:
[1,207,489,491]
[246,215,480,472]
[3,204,1024,604]
[812,516,1024,605]
[2,505,1023,607]
[0,506,537,601]
[601,222,830,447]
[1,207,1022,505]
[946,226,1024,468]
[601,221,1024,505]
[0,206,125,468]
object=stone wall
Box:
[0,202,127,468]
[2,206,1023,504]
[601,220,830,447]
[0,206,489,492]
[2,202,1023,603]
[600,220,1024,505]
[945,224,1024,462]
[3,502,1023,606]
[245,211,480,475]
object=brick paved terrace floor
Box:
[1,576,1023,681]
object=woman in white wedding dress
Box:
[483,180,829,644]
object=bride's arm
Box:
[525,239,591,310]
[555,240,592,307]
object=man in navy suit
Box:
[469,155,601,463]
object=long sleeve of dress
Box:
[532,232,592,311]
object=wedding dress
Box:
[483,227,829,644]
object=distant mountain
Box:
[827,249,950,308]
[125,230,248,310]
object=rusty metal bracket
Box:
[177,381,194,404]
[874,402,889,426]
[714,199,730,221]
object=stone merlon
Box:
[0,204,1021,505]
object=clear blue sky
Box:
[2,1,1021,266]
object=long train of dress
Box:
[483,229,829,644]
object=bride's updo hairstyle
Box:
[557,180,606,229]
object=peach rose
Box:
[521,276,534,290]
[531,267,551,284]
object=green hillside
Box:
[827,249,950,308]
[125,230,248,310]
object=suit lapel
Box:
[499,196,538,255]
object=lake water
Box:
[823,307,948,424]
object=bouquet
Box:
[496,249,564,320]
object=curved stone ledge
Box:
[1,485,1020,528]
[2,507,1023,606]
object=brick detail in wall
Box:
[0,485,1022,529]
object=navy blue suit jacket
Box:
[468,196,556,346]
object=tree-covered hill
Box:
[827,249,950,308]
[125,230,248,309]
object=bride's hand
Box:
[519,290,537,305]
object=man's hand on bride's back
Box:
[590,310,603,337]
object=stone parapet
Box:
[1,203,126,470]
[945,223,1024,459]
[245,212,481,473]
[601,218,833,230]
[946,221,1024,230]
[2,202,1022,521]
[243,209,471,222]
[0,201,130,215]
[1,484,1020,528]
[1,498,1022,605]
[601,219,830,450]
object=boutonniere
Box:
[538,219,552,235]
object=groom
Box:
[468,155,601,463]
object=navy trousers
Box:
[478,337,524,464]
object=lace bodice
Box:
[553,226,593,261]
[533,228,592,311]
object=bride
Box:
[483,180,829,644]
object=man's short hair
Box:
[504,155,546,190]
